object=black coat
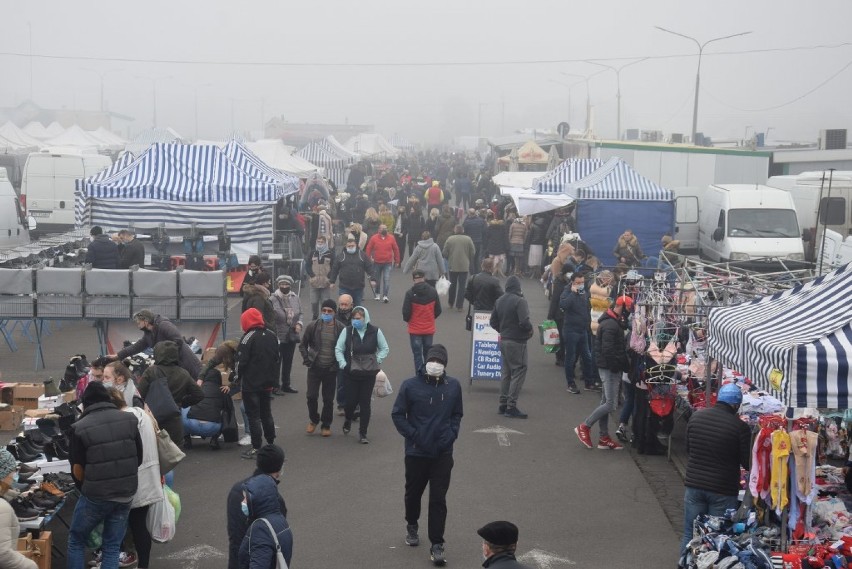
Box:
[227,472,288,569]
[235,326,280,393]
[118,238,145,269]
[465,271,503,311]
[117,315,202,379]
[69,402,143,501]
[484,220,509,255]
[463,215,487,244]
[685,403,751,495]
[187,366,228,423]
[86,234,119,269]
[138,341,204,442]
[483,552,531,568]
[559,286,592,332]
[299,318,345,369]
[490,277,532,342]
[328,249,372,290]
[594,311,629,372]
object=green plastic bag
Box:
[538,320,561,353]
[86,521,104,549]
[164,484,181,523]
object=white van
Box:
[672,187,701,252]
[767,171,852,261]
[0,169,30,248]
[21,152,112,236]
[698,184,805,266]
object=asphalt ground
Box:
[1,268,686,569]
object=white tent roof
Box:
[23,121,49,140]
[45,124,105,150]
[91,127,127,146]
[492,171,543,190]
[343,133,400,158]
[44,122,65,138]
[244,139,324,178]
[0,122,41,148]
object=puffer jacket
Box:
[508,219,527,246]
[594,310,629,372]
[403,238,444,281]
[484,220,509,255]
[242,286,277,333]
[435,213,456,249]
[117,314,202,379]
[271,289,302,343]
[85,234,119,269]
[559,285,592,332]
[684,403,751,495]
[0,499,37,569]
[391,369,463,458]
[329,249,372,290]
[462,215,487,244]
[187,366,228,423]
[239,475,293,569]
[464,271,503,311]
[235,309,280,393]
[403,281,442,335]
[70,401,142,501]
[124,406,163,509]
[227,472,288,569]
[489,276,532,342]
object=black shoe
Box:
[18,463,39,476]
[497,404,507,414]
[343,420,351,435]
[566,384,581,395]
[16,438,43,455]
[209,436,221,450]
[8,444,40,463]
[405,524,420,546]
[10,498,41,521]
[359,435,370,444]
[271,389,284,397]
[504,407,528,419]
[281,387,298,394]
[183,436,193,450]
[430,543,447,566]
[585,383,602,392]
[49,441,69,460]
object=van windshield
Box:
[727,209,800,238]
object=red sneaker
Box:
[597,436,624,450]
[574,424,592,449]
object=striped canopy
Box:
[296,136,356,188]
[535,157,672,200]
[707,263,852,409]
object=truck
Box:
[766,171,852,262]
[698,184,805,268]
[21,151,112,237]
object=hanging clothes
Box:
[769,430,791,515]
[749,427,774,501]
[790,429,818,502]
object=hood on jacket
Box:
[241,307,265,332]
[244,474,282,520]
[505,275,523,296]
[417,238,435,248]
[153,340,180,365]
[351,305,371,326]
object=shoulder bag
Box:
[145,367,181,425]
[465,303,473,332]
[156,426,185,475]
[347,326,379,378]
[256,518,289,569]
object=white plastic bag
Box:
[373,370,394,398]
[435,276,450,298]
[147,486,176,543]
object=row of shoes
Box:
[6,475,67,522]
[5,431,69,463]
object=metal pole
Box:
[27,23,33,100]
[818,169,835,274]
[691,49,701,142]
[194,88,199,140]
[615,72,622,140]
[152,80,157,128]
[100,77,105,113]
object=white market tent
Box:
[89,127,127,147]
[244,139,324,178]
[0,122,41,149]
[492,170,574,216]
[125,128,185,157]
[493,171,543,190]
[708,262,852,409]
[44,124,104,152]
[296,136,356,188]
[44,122,65,138]
[23,121,50,140]
[343,133,400,158]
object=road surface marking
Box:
[473,425,525,446]
[517,548,576,568]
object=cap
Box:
[477,521,519,546]
[717,383,743,407]
[276,275,294,286]
[321,299,337,311]
[412,269,426,279]
[0,449,16,480]
[426,344,448,366]
[256,444,285,473]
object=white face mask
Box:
[346,246,356,254]
[425,362,445,376]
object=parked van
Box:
[698,184,805,267]
[767,171,852,261]
[21,152,112,236]
[672,187,701,252]
[0,169,30,248]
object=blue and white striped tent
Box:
[75,142,298,253]
[534,158,603,194]
[296,136,355,188]
[535,157,672,200]
[708,263,852,409]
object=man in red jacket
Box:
[365,224,401,303]
[402,270,442,375]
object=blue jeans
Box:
[563,329,595,387]
[583,368,620,437]
[619,380,635,425]
[336,369,346,409]
[409,334,433,375]
[681,487,739,553]
[181,407,222,438]
[339,286,363,307]
[374,263,392,297]
[67,495,131,569]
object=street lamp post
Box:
[586,58,648,140]
[561,73,592,133]
[80,68,123,112]
[135,75,173,128]
[655,26,752,142]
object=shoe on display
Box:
[383,296,389,303]
[504,407,528,419]
[497,404,507,415]
[359,435,369,444]
[321,427,332,437]
[430,543,447,566]
[18,463,39,476]
[566,384,581,395]
[342,420,351,435]
[597,436,624,450]
[43,378,62,397]
[11,498,42,520]
[306,422,317,435]
[241,448,258,460]
[405,524,420,546]
[40,481,65,497]
[574,424,593,449]
[238,435,252,446]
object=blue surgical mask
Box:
[576,285,585,293]
[241,501,249,517]
[316,244,328,253]
[321,313,333,323]
[352,319,365,330]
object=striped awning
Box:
[222,141,300,195]
[296,137,354,188]
[535,157,672,201]
[708,263,852,409]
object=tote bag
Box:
[156,428,185,475]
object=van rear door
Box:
[674,191,700,251]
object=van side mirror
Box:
[712,227,724,242]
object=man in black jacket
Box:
[299,299,344,436]
[477,521,531,569]
[112,309,202,379]
[85,225,119,269]
[328,236,372,307]
[226,444,287,569]
[465,258,503,312]
[68,382,143,569]
[117,228,145,269]
[236,308,280,460]
[490,276,532,419]
[462,210,487,274]
[680,383,750,556]
[574,296,632,451]
[559,272,596,394]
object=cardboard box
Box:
[62,390,76,403]
[0,405,24,431]
[37,394,63,410]
[1,383,17,405]
[14,383,44,410]
[24,408,51,419]
[17,530,51,569]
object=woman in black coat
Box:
[182,343,234,449]
[406,204,425,257]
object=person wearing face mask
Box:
[238,471,293,569]
[335,306,389,444]
[328,237,372,307]
[365,224,401,303]
[559,272,596,395]
[334,294,354,415]
[391,344,463,567]
[0,449,38,569]
[299,299,345,437]
[103,361,143,408]
[305,235,335,320]
[226,445,288,569]
[272,275,303,396]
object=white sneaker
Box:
[374,294,381,301]
[382,296,389,303]
[238,435,252,446]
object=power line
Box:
[701,59,852,112]
[0,42,850,68]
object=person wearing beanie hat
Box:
[477,521,530,568]
[392,343,463,566]
[679,383,751,558]
[226,444,288,569]
[490,276,533,418]
[305,235,335,320]
[242,272,277,336]
[272,272,303,396]
[0,448,38,569]
[68,380,143,569]
[235,307,281,460]
[299,296,345,437]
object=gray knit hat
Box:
[0,449,16,480]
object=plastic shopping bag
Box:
[147,486,176,543]
[164,484,182,523]
[538,320,561,352]
[373,370,394,398]
[435,276,450,298]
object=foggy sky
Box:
[4,0,852,144]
